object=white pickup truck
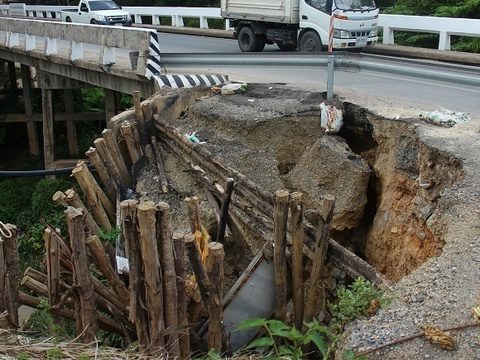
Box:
[61,0,132,26]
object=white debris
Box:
[419,108,470,128]
[320,102,343,134]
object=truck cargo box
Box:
[221,0,299,24]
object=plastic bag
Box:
[320,103,343,134]
[221,82,247,95]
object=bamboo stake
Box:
[274,190,290,322]
[156,202,180,358]
[133,91,147,145]
[78,161,115,218]
[304,195,335,325]
[85,147,117,201]
[120,200,149,346]
[289,192,305,330]
[173,233,190,360]
[102,129,131,188]
[151,136,169,193]
[185,233,210,309]
[94,137,124,190]
[206,242,225,353]
[86,235,129,305]
[63,189,101,235]
[137,201,164,348]
[71,164,112,231]
[120,121,143,164]
[44,228,61,322]
[216,178,234,244]
[65,207,97,342]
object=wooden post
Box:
[64,89,78,157]
[273,190,289,322]
[216,178,234,244]
[20,65,39,156]
[304,195,335,325]
[132,91,147,144]
[290,192,305,330]
[102,129,131,188]
[42,88,55,173]
[94,137,124,190]
[173,233,191,360]
[151,136,169,193]
[44,228,61,322]
[71,163,112,231]
[156,202,180,357]
[105,89,116,128]
[120,200,149,346]
[137,201,164,348]
[65,207,97,342]
[85,147,117,201]
[86,235,129,305]
[184,233,210,308]
[7,61,18,99]
[0,224,19,328]
[120,121,143,165]
[64,189,101,235]
[206,242,224,353]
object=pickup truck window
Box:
[89,1,120,11]
[305,0,329,13]
[80,3,88,12]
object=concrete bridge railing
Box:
[0,17,160,79]
[1,4,479,51]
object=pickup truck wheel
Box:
[299,31,322,52]
[90,19,97,24]
[65,17,72,22]
[238,26,265,52]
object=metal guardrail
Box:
[1,4,479,51]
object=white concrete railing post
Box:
[438,31,451,51]
[382,26,395,45]
[153,15,161,25]
[135,15,142,24]
[199,16,209,29]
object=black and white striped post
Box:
[327,15,335,100]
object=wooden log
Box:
[289,192,305,330]
[273,190,289,322]
[42,88,55,173]
[90,275,128,317]
[216,178,234,244]
[44,228,61,322]
[78,161,115,218]
[173,233,190,360]
[120,121,143,165]
[102,129,131,188]
[19,291,125,335]
[65,207,97,342]
[64,89,78,157]
[94,137,124,190]
[63,189,101,235]
[184,233,210,309]
[120,200,149,346]
[52,191,68,207]
[151,136,169,193]
[304,195,335,325]
[85,147,117,201]
[156,202,180,358]
[86,235,129,306]
[137,201,164,348]
[21,275,47,297]
[0,224,19,327]
[206,242,224,353]
[71,164,112,231]
[133,91,147,145]
[21,65,39,156]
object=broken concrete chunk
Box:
[286,135,371,231]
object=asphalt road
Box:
[157,33,480,119]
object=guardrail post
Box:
[153,15,160,25]
[45,37,57,56]
[200,16,209,29]
[173,15,184,27]
[7,32,20,48]
[25,34,36,52]
[383,26,395,45]
[70,41,84,62]
[135,15,142,24]
[438,31,451,51]
[101,46,116,66]
[327,54,335,100]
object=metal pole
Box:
[327,54,335,100]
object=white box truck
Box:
[221,0,379,52]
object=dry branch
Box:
[216,178,234,244]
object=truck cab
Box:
[61,0,132,27]
[299,0,378,51]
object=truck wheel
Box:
[299,31,322,52]
[65,17,72,22]
[238,26,265,52]
[90,19,97,24]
